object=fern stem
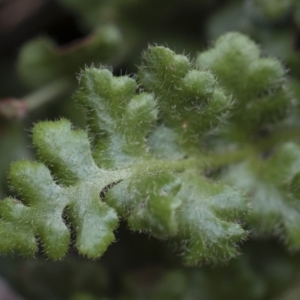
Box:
[0,78,72,120]
[254,129,300,150]
[133,154,236,175]
[135,132,300,175]
[25,78,72,111]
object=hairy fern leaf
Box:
[196,32,291,141]
[225,143,300,250]
[1,36,273,264]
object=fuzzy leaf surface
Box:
[1,43,249,264]
[0,120,124,259]
[139,46,231,151]
[196,32,291,141]
[224,143,300,250]
[174,170,246,265]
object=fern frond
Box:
[5,33,297,264]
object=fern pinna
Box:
[1,32,299,265]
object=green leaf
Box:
[196,32,291,141]
[0,120,122,259]
[224,143,300,250]
[139,46,231,151]
[76,68,157,168]
[106,172,182,238]
[1,44,248,264]
[174,170,247,265]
